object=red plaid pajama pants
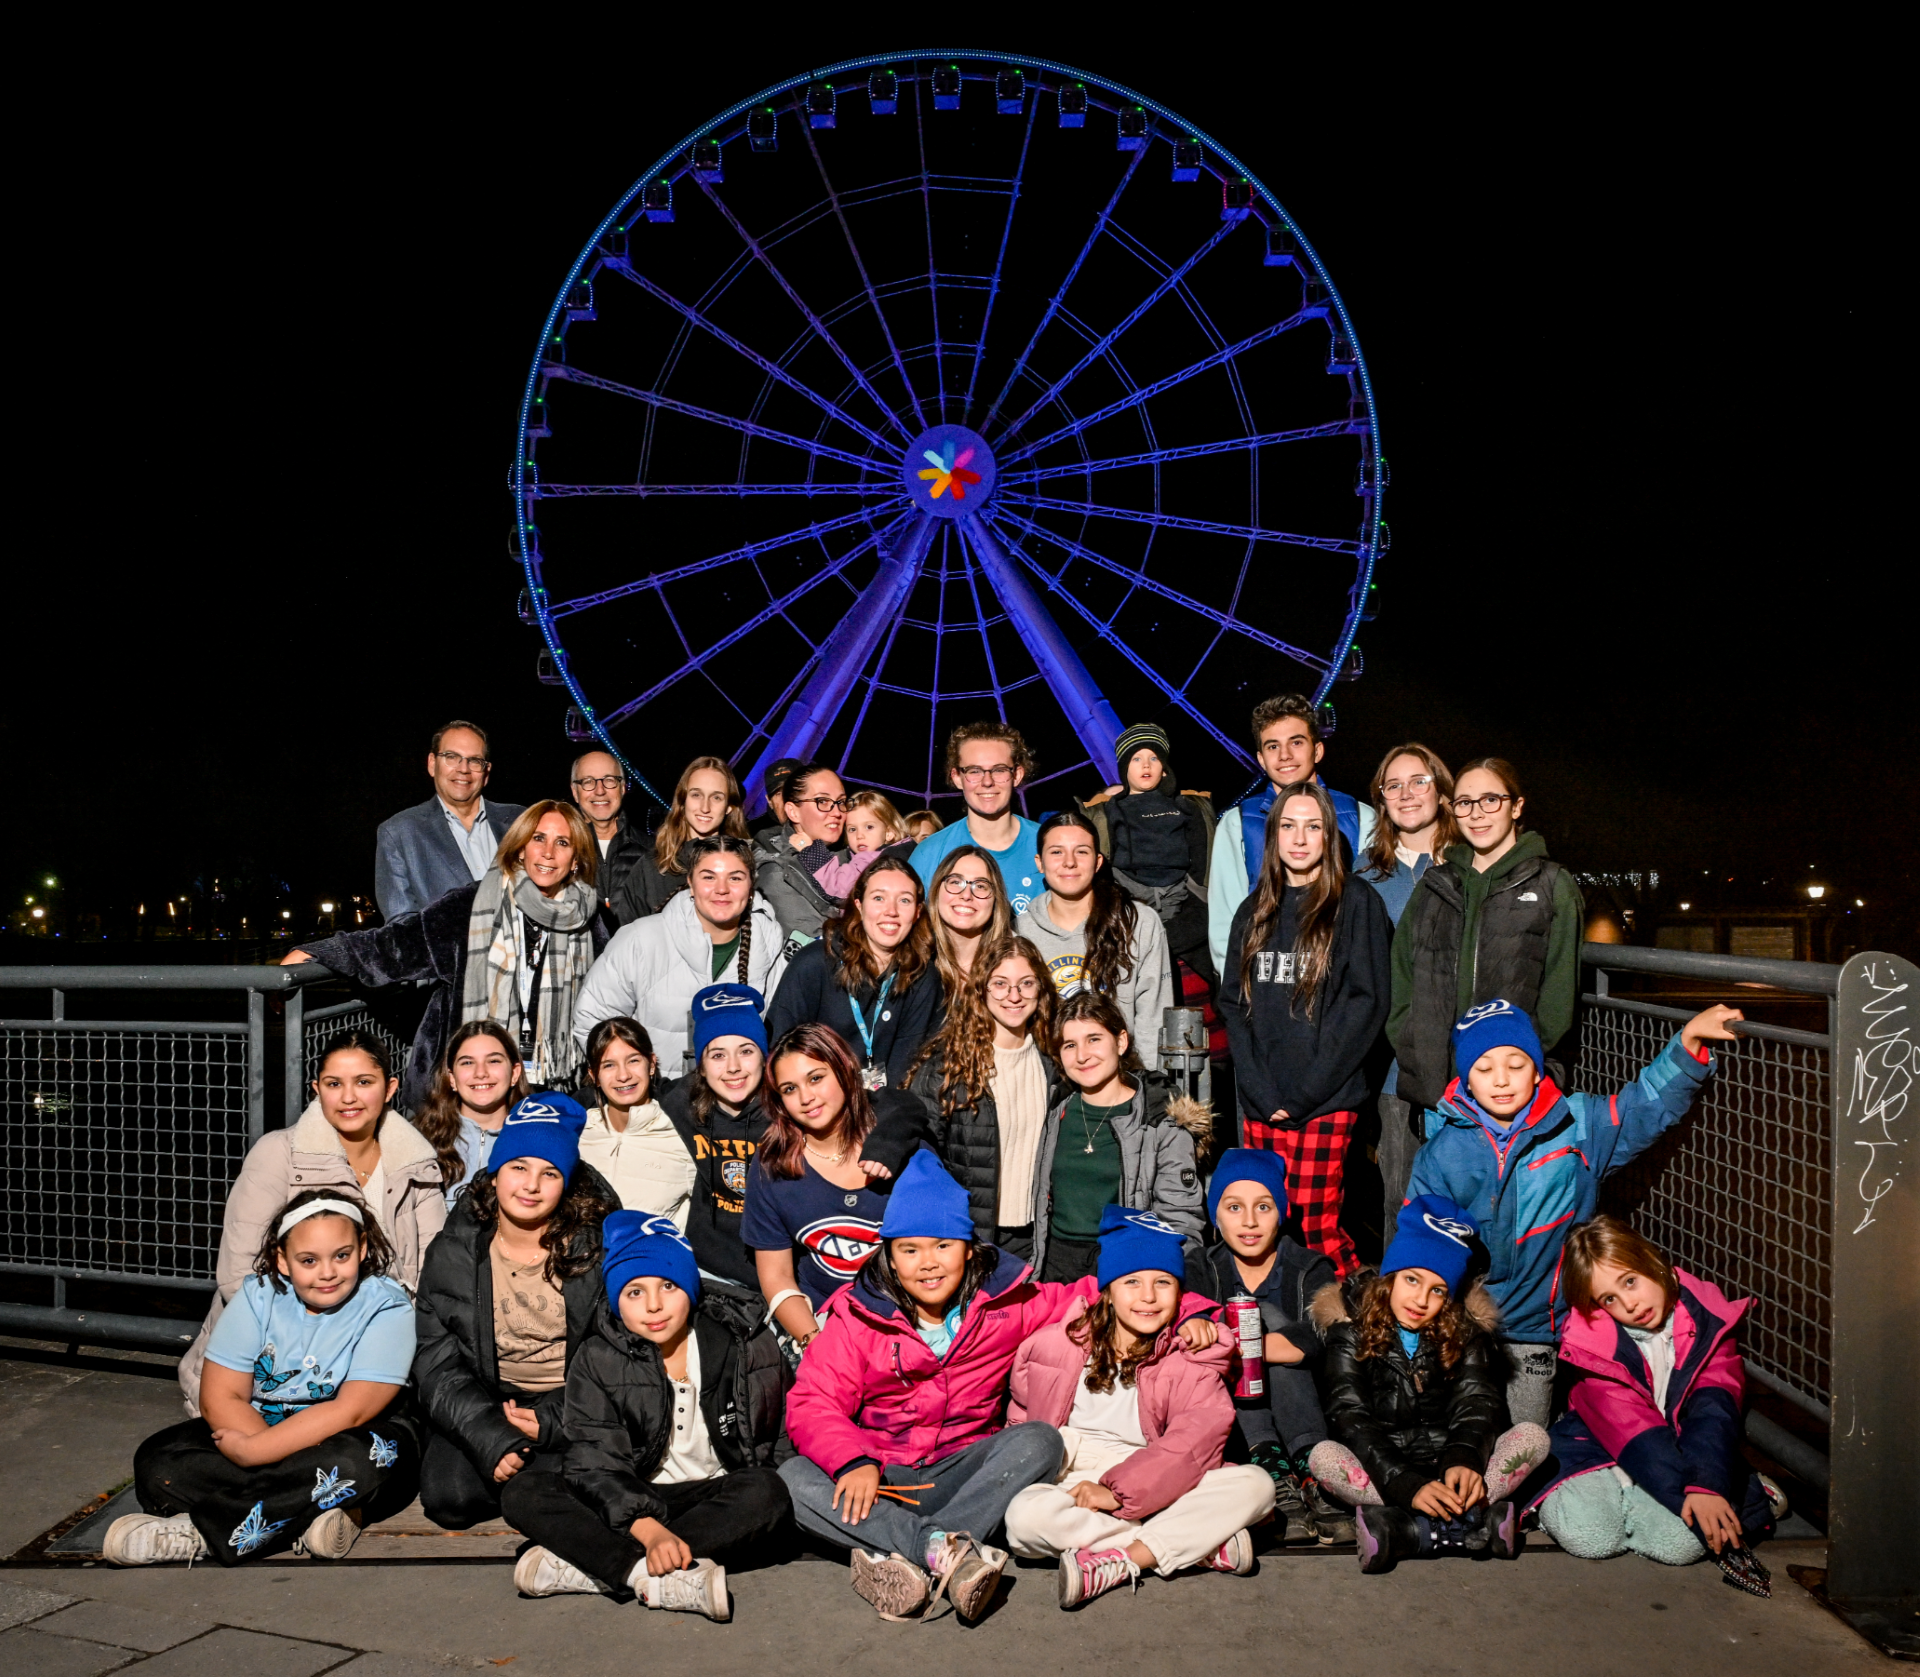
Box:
[1240,1108,1360,1277]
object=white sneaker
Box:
[515,1544,611,1598]
[1202,1528,1256,1575]
[645,1558,730,1621]
[1758,1473,1791,1521]
[103,1512,209,1566]
[292,1505,362,1561]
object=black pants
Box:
[419,1425,572,1529]
[994,1223,1035,1262]
[1039,1235,1099,1283]
[507,1469,792,1599]
[135,1413,420,1566]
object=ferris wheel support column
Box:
[961,514,1123,786]
[741,514,939,817]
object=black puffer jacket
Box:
[909,1046,1063,1240]
[1309,1269,1509,1509]
[563,1283,791,1528]
[614,841,689,923]
[411,1169,615,1477]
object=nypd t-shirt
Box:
[740,1155,890,1310]
[205,1273,414,1424]
[909,816,1043,916]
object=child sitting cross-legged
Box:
[110,1190,419,1567]
[1531,1216,1782,1593]
[1308,1195,1550,1572]
[1201,1148,1351,1545]
[508,1212,794,1620]
[1003,1205,1273,1607]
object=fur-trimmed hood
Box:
[1308,1267,1502,1337]
[1162,1090,1214,1148]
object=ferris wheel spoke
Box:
[994,219,1242,444]
[994,420,1367,485]
[997,305,1315,467]
[548,506,890,618]
[960,98,1039,424]
[959,536,1018,726]
[531,482,897,498]
[606,261,897,451]
[973,516,1260,771]
[991,508,1331,673]
[911,76,950,422]
[800,125,929,432]
[692,178,914,442]
[996,493,1360,556]
[596,513,916,728]
[980,144,1149,437]
[543,364,887,475]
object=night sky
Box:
[7,35,1905,947]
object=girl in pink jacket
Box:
[1002,1205,1273,1608]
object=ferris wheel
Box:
[512,51,1384,813]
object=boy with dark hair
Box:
[908,721,1044,914]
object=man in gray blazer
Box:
[374,721,525,920]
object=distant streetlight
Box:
[321,901,336,913]
[1807,885,1827,900]
[1679,901,1692,910]
[280,910,291,920]
[1856,898,1865,907]
[43,877,55,887]
[31,908,44,920]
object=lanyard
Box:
[846,971,896,1065]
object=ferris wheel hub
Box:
[902,424,996,517]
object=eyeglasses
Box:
[795,796,848,813]
[1381,775,1434,796]
[957,764,1014,784]
[436,751,489,771]
[1453,792,1515,815]
[572,774,625,793]
[987,977,1041,997]
[941,877,996,899]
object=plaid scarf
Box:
[461,865,597,1089]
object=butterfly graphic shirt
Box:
[205,1273,416,1422]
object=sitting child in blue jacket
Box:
[1401,997,1743,1426]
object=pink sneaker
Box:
[1057,1545,1140,1608]
[1202,1528,1256,1575]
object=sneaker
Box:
[647,1558,730,1621]
[851,1548,931,1620]
[927,1532,1008,1622]
[1298,1471,1357,1545]
[1057,1545,1139,1608]
[1757,1473,1790,1521]
[1202,1528,1256,1575]
[103,1512,208,1567]
[1486,1499,1525,1561]
[1258,1450,1316,1545]
[515,1544,611,1598]
[293,1505,362,1561]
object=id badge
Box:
[861,1061,888,1092]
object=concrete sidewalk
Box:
[0,1346,1879,1677]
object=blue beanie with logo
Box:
[1095,1204,1188,1288]
[1382,1194,1479,1294]
[691,983,768,1059]
[1206,1147,1289,1226]
[602,1210,701,1310]
[877,1149,974,1241]
[495,1091,587,1181]
[1452,998,1544,1082]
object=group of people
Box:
[102,701,1786,1620]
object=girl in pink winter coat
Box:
[1003,1204,1273,1607]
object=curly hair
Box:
[1036,810,1139,999]
[759,1023,877,1181]
[829,856,933,997]
[1249,692,1321,746]
[1238,782,1348,1019]
[1068,1295,1162,1393]
[253,1188,395,1295]
[943,720,1035,783]
[1351,1270,1478,1373]
[413,1021,526,1193]
[464,1163,618,1287]
[908,934,1053,1116]
[926,844,1014,998]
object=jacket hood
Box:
[1558,1268,1748,1380]
[839,1241,1032,1329]
[290,1101,438,1176]
[1308,1268,1502,1337]
[1441,829,1549,876]
[662,882,778,955]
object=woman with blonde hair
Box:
[618,756,750,920]
[286,799,610,1107]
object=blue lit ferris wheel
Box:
[512,51,1384,813]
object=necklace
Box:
[1076,1097,1113,1155]
[805,1138,849,1166]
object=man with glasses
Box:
[374,721,525,920]
[570,749,647,930]
[908,721,1044,914]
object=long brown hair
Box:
[1049,990,1147,1079]
[1351,1270,1479,1373]
[908,934,1055,1115]
[464,1162,619,1286]
[927,844,1014,998]
[654,755,750,874]
[253,1188,395,1294]
[1068,1294,1164,1392]
[829,856,933,996]
[1562,1215,1680,1316]
[496,799,598,888]
[1238,782,1347,1019]
[758,1024,876,1181]
[414,1021,527,1191]
[1361,743,1459,881]
[1036,810,1139,997]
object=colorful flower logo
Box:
[917,439,982,501]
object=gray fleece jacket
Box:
[1017,892,1177,1067]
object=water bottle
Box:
[1225,1291,1265,1398]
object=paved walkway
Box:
[0,1346,1880,1677]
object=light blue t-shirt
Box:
[915,1301,966,1359]
[206,1273,415,1424]
[1396,1325,1423,1361]
[909,816,1043,916]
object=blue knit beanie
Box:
[1452,998,1544,1082]
[495,1092,587,1181]
[691,983,768,1059]
[1095,1204,1187,1288]
[602,1211,701,1310]
[1382,1195,1479,1294]
[877,1149,974,1241]
[1206,1147,1289,1226]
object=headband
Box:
[277,1197,366,1238]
